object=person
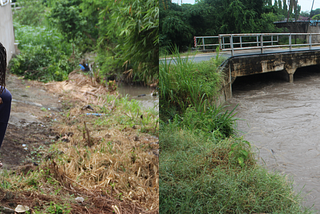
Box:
[0,43,12,167]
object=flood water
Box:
[117,84,159,111]
[226,65,320,211]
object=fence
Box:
[194,33,320,56]
[11,2,22,10]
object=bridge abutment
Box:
[217,50,320,102]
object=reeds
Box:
[160,46,225,120]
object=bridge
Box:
[194,33,320,104]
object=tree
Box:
[286,0,299,21]
[49,0,85,43]
[13,0,46,26]
[95,0,159,83]
[159,0,285,52]
[300,11,310,17]
[278,0,282,10]
[311,8,320,17]
[312,14,320,20]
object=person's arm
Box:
[0,97,2,104]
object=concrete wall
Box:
[0,3,15,65]
[274,22,320,43]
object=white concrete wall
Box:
[0,3,15,65]
[307,24,320,43]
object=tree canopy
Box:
[12,0,159,84]
[160,0,303,52]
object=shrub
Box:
[9,23,78,82]
[160,47,225,120]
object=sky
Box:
[174,0,320,12]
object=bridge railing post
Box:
[309,33,312,50]
[223,37,225,49]
[289,34,292,51]
[260,34,264,54]
[256,36,259,47]
[202,37,205,51]
[230,35,234,56]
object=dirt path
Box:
[2,74,61,168]
[0,73,159,213]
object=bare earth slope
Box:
[2,74,61,168]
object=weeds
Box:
[159,47,313,213]
[0,73,158,213]
[9,23,78,82]
[160,126,312,213]
[160,46,225,121]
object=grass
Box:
[159,49,315,213]
[0,73,159,213]
[160,123,313,214]
[160,46,225,121]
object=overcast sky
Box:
[174,0,320,12]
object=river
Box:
[226,65,320,211]
[117,84,159,111]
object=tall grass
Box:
[159,47,225,121]
[159,48,314,213]
[160,125,313,214]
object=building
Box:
[0,0,16,65]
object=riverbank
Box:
[227,65,320,211]
[0,73,159,213]
[159,52,315,213]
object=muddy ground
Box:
[2,74,62,169]
[0,74,159,213]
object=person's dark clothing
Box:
[0,88,11,147]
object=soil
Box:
[2,74,61,168]
[0,73,159,213]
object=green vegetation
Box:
[9,23,75,82]
[11,0,158,84]
[160,47,225,119]
[159,51,314,213]
[160,0,302,52]
[0,80,159,212]
[312,14,320,20]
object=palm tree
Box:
[287,0,298,22]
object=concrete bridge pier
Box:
[286,68,296,83]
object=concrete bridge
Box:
[195,33,320,104]
[216,49,320,105]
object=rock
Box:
[15,205,30,213]
[75,196,84,203]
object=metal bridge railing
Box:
[194,33,320,56]
[11,2,22,10]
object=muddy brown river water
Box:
[226,65,320,211]
[118,84,159,111]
